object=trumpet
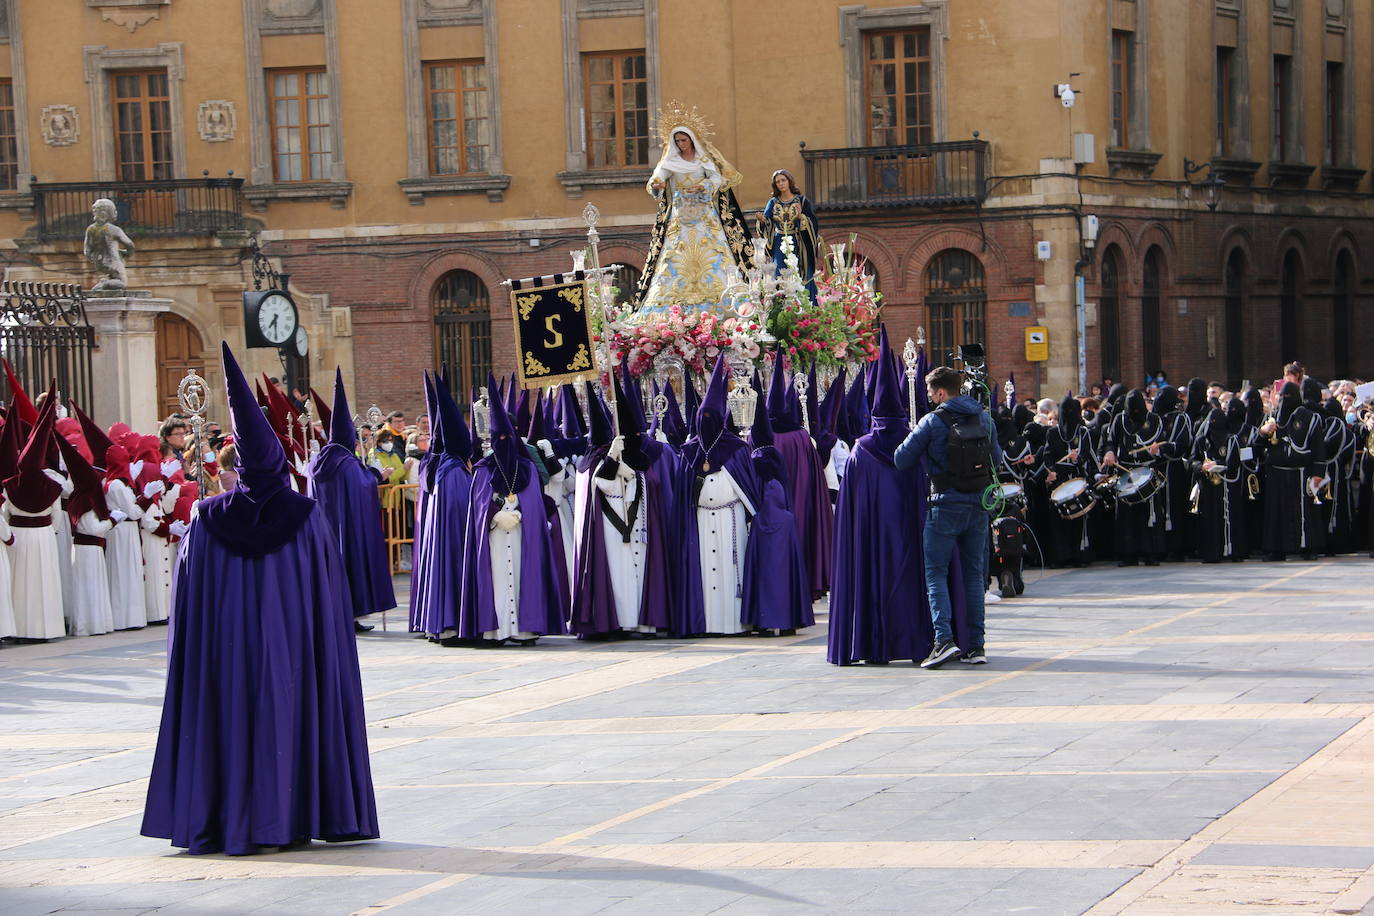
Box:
[1246,473,1260,501]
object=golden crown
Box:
[654,100,714,147]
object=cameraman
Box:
[895,366,1001,668]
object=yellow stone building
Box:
[0,0,1369,423]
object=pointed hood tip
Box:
[221,340,288,477]
[328,365,356,449]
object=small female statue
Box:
[760,170,820,300]
[634,109,752,313]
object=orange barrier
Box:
[383,482,419,575]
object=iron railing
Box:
[33,177,246,241]
[0,281,95,410]
[801,140,989,210]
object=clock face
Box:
[257,293,297,345]
[295,325,309,357]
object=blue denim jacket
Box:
[893,396,1003,505]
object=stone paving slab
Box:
[1,558,1373,914]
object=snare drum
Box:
[995,482,1026,511]
[1113,466,1163,505]
[1050,478,1097,519]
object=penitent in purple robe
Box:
[411,372,474,638]
[571,376,677,637]
[765,353,834,597]
[307,367,396,619]
[143,342,377,855]
[456,376,564,640]
[827,327,970,666]
[741,392,813,631]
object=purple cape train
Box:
[142,341,377,855]
[766,353,834,596]
[307,367,397,618]
[410,372,474,637]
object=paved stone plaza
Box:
[2,558,1373,915]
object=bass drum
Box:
[1114,466,1163,505]
[1050,478,1096,519]
[995,482,1025,511]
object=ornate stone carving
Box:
[197,99,236,142]
[88,0,169,34]
[41,105,80,147]
[417,0,482,26]
[262,0,323,33]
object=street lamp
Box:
[1183,158,1225,212]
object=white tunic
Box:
[545,466,575,584]
[827,439,852,492]
[0,513,16,638]
[483,504,536,642]
[697,469,753,634]
[8,486,66,640]
[52,475,75,627]
[70,510,115,637]
[104,478,148,630]
[595,469,653,631]
[138,482,175,623]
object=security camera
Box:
[1057,84,1076,108]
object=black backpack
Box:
[933,406,994,493]
[992,515,1025,558]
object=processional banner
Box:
[507,270,597,390]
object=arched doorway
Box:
[1224,249,1246,387]
[924,249,986,367]
[1332,250,1353,379]
[1279,250,1301,364]
[1099,245,1123,383]
[154,313,205,421]
[432,269,491,408]
[1141,247,1164,378]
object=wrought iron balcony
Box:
[800,139,989,210]
[32,177,246,241]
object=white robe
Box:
[696,469,753,634]
[546,465,575,584]
[0,513,16,638]
[483,502,536,642]
[71,510,115,637]
[594,469,653,631]
[826,440,852,493]
[8,482,66,640]
[138,482,176,623]
[104,479,148,630]
[52,475,75,628]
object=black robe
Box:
[1104,412,1168,559]
[1188,424,1245,562]
[1261,407,1327,556]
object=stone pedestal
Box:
[86,292,172,433]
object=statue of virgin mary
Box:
[634,104,753,313]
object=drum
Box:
[995,482,1025,511]
[1114,467,1163,505]
[1050,478,1096,519]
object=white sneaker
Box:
[984,590,1002,603]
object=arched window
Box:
[924,249,986,366]
[1224,249,1246,387]
[1333,250,1353,379]
[1141,247,1164,377]
[611,264,643,308]
[1280,249,1301,364]
[432,269,491,407]
[1099,246,1123,382]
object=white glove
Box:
[109,510,128,525]
[143,480,165,499]
[168,520,189,538]
[536,438,554,458]
[128,461,144,481]
[607,435,625,461]
[161,458,182,478]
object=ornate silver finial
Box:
[916,325,927,347]
[1004,379,1015,396]
[366,404,384,428]
[793,371,811,432]
[176,369,210,500]
[471,389,491,448]
[727,365,757,431]
[902,338,917,371]
[582,202,600,229]
[903,338,919,423]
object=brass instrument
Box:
[1246,473,1260,501]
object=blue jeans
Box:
[923,501,989,648]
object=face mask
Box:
[379,443,393,454]
[1347,411,1358,424]
[203,451,215,463]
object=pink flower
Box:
[706,345,719,358]
[833,344,848,358]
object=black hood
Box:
[1185,377,1208,422]
[1153,386,1180,415]
[1301,376,1324,408]
[1125,389,1149,426]
[1276,381,1302,425]
[1243,388,1264,427]
[1225,397,1247,435]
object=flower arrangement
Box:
[589,235,879,378]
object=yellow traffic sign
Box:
[1025,326,1049,362]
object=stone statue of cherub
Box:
[85,198,134,291]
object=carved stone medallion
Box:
[41,105,80,147]
[197,100,237,142]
